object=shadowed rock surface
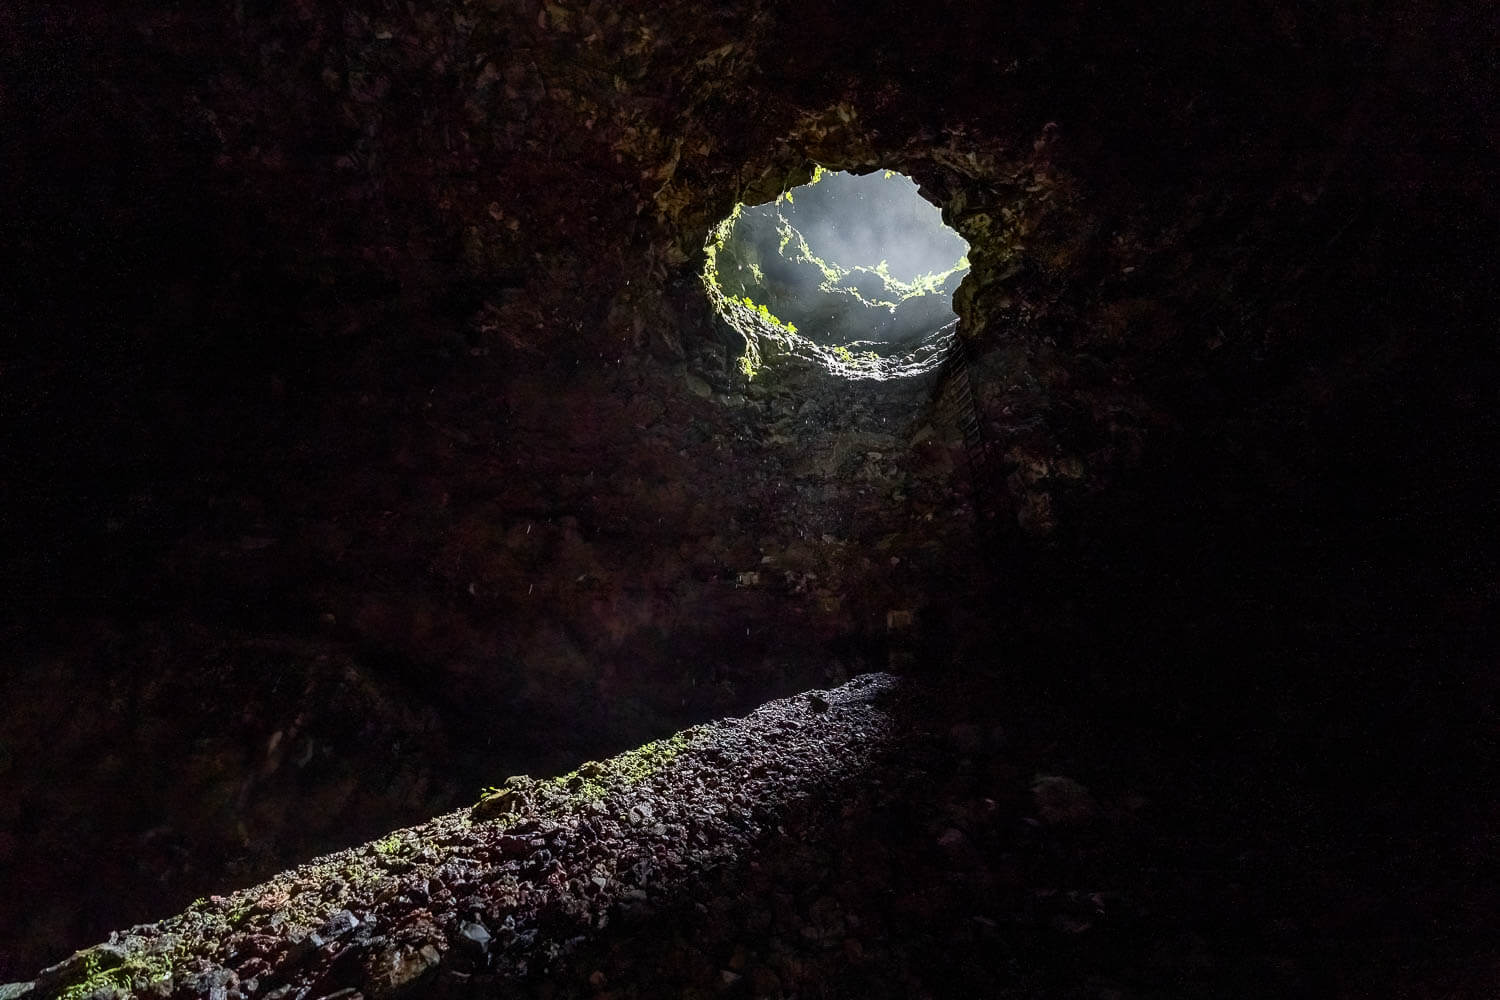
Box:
[0,0,1495,995]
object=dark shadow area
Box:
[980,220,1499,994]
[0,0,1493,992]
[439,660,1500,998]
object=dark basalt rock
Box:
[5,676,908,999]
[0,0,1493,994]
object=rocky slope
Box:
[10,669,1499,999]
[10,676,910,1000]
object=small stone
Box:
[720,970,741,986]
[455,920,490,953]
[364,944,441,998]
[310,910,359,946]
[588,970,607,989]
[495,834,530,857]
[185,970,238,1000]
[471,788,526,821]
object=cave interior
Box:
[0,0,1496,996]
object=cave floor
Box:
[15,668,1498,1000]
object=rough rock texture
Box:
[16,667,1498,998]
[9,675,907,999]
[0,0,1495,993]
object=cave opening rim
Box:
[701,165,970,382]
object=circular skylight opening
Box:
[704,167,970,380]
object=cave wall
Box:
[1,0,1494,979]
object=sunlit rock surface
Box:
[8,676,907,999]
[705,169,970,361]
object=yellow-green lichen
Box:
[473,731,699,825]
[373,834,405,857]
[54,941,185,1000]
[560,732,692,801]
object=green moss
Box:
[54,941,185,1000]
[540,731,697,809]
[374,834,404,857]
[613,731,693,781]
[704,166,968,369]
[827,344,882,373]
